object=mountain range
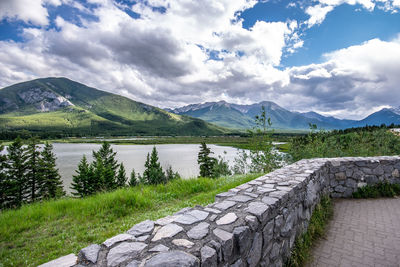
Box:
[167,101,400,130]
[0,77,227,136]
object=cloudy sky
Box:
[0,0,400,119]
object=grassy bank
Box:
[286,196,333,266]
[0,173,259,267]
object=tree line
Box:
[71,143,180,197]
[0,137,64,209]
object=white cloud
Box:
[0,0,399,120]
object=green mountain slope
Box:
[0,77,228,136]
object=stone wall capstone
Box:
[55,156,400,267]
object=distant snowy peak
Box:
[387,106,400,115]
[171,101,231,113]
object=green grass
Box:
[0,173,260,267]
[352,182,400,198]
[286,196,333,267]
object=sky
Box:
[0,0,400,119]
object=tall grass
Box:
[0,173,259,267]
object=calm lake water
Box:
[47,143,241,194]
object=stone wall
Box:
[45,156,400,267]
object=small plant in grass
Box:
[286,196,333,267]
[352,182,400,198]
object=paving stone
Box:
[151,224,183,241]
[172,239,194,248]
[216,212,238,225]
[79,244,100,264]
[201,246,217,267]
[213,200,236,210]
[107,242,147,267]
[103,234,135,248]
[174,210,209,225]
[257,187,276,193]
[144,251,200,267]
[149,244,169,252]
[136,235,149,242]
[209,214,217,221]
[227,195,253,202]
[187,222,210,240]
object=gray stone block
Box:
[144,251,200,267]
[107,242,146,267]
[127,220,155,236]
[201,246,217,267]
[79,244,100,264]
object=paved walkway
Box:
[308,198,400,267]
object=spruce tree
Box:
[25,137,42,202]
[143,146,165,185]
[71,155,90,197]
[92,142,118,190]
[39,142,65,199]
[197,142,216,177]
[116,163,127,187]
[0,144,10,209]
[6,137,28,207]
[129,169,138,187]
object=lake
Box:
[49,143,241,194]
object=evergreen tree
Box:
[0,144,10,209]
[129,169,138,187]
[165,165,180,182]
[6,137,28,207]
[25,137,42,202]
[91,157,105,192]
[116,163,127,187]
[39,142,65,199]
[197,142,216,177]
[92,142,118,190]
[71,155,91,197]
[143,146,165,185]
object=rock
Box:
[103,234,135,248]
[345,179,357,188]
[144,251,200,267]
[263,220,274,245]
[149,244,170,252]
[151,224,183,241]
[107,242,147,267]
[136,235,149,242]
[216,213,238,225]
[213,228,234,260]
[208,240,223,263]
[213,201,236,210]
[79,244,100,264]
[233,226,251,255]
[334,185,346,193]
[200,246,217,267]
[227,195,253,202]
[155,215,177,226]
[127,220,155,236]
[305,180,317,207]
[204,207,222,214]
[281,212,295,237]
[187,222,210,240]
[270,243,280,260]
[172,239,194,248]
[210,214,217,221]
[38,254,77,267]
[335,172,346,180]
[373,165,384,176]
[245,215,259,231]
[247,232,262,267]
[174,210,209,225]
[392,169,400,178]
[261,197,279,206]
[215,192,237,200]
[257,187,276,193]
[245,202,269,221]
[231,259,245,267]
[126,260,140,267]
